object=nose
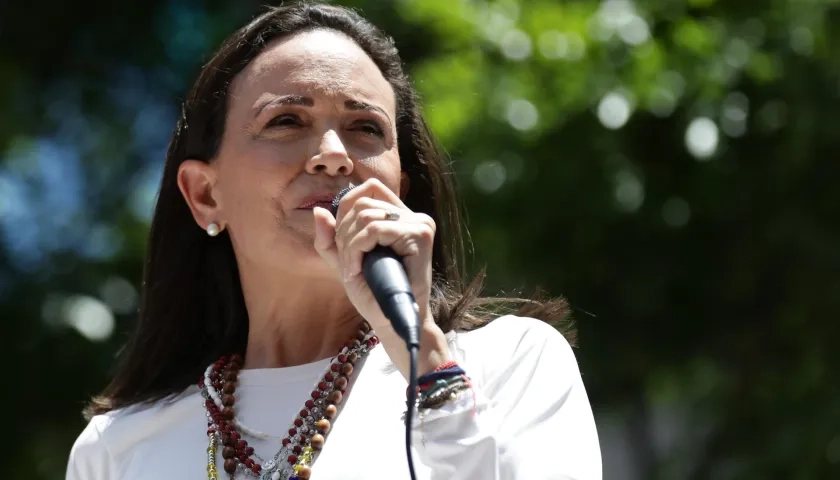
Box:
[305,130,354,176]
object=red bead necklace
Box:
[200,322,379,479]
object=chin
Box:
[286,223,316,247]
[287,230,329,258]
[272,244,332,276]
[278,222,332,269]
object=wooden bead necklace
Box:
[200,322,379,480]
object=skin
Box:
[176,29,450,380]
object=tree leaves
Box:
[1,0,838,478]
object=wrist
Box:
[377,314,451,381]
[416,321,451,377]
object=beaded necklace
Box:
[200,322,379,480]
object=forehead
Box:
[230,29,395,113]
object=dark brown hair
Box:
[85,1,573,419]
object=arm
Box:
[412,319,602,480]
[66,417,117,480]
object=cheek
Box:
[365,152,402,193]
[217,137,303,193]
[388,154,403,188]
[216,161,289,225]
[246,140,308,170]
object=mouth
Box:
[296,193,339,210]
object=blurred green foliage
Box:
[1,0,838,478]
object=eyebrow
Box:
[344,99,391,121]
[253,94,391,123]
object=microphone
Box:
[331,186,421,349]
[331,185,421,480]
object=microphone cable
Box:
[405,343,419,480]
[331,188,419,480]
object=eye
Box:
[353,120,385,138]
[266,114,301,128]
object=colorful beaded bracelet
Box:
[406,361,476,412]
[418,380,472,410]
[417,365,467,389]
[419,375,466,399]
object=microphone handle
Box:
[362,245,421,348]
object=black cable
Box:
[330,187,420,479]
[405,344,419,480]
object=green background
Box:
[1,0,838,478]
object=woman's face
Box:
[191,29,403,275]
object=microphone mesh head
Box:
[331,186,354,216]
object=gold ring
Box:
[384,211,401,221]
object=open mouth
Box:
[297,200,334,210]
[296,192,339,210]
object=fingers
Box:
[336,196,402,240]
[316,177,435,283]
[342,215,435,280]
[312,207,341,275]
[334,178,406,222]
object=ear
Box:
[177,160,223,233]
[399,171,410,200]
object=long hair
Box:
[85,1,573,419]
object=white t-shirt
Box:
[66,315,601,479]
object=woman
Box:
[66,3,601,479]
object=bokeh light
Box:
[598,91,633,130]
[473,160,507,193]
[506,99,539,131]
[62,295,115,342]
[685,117,720,160]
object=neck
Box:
[238,260,361,369]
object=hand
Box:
[312,178,434,330]
[312,178,450,378]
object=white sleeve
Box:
[66,417,118,480]
[411,320,602,479]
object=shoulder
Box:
[67,414,114,480]
[447,315,579,389]
[66,388,202,479]
[450,314,574,361]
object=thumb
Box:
[312,207,339,268]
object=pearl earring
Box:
[206,223,221,237]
